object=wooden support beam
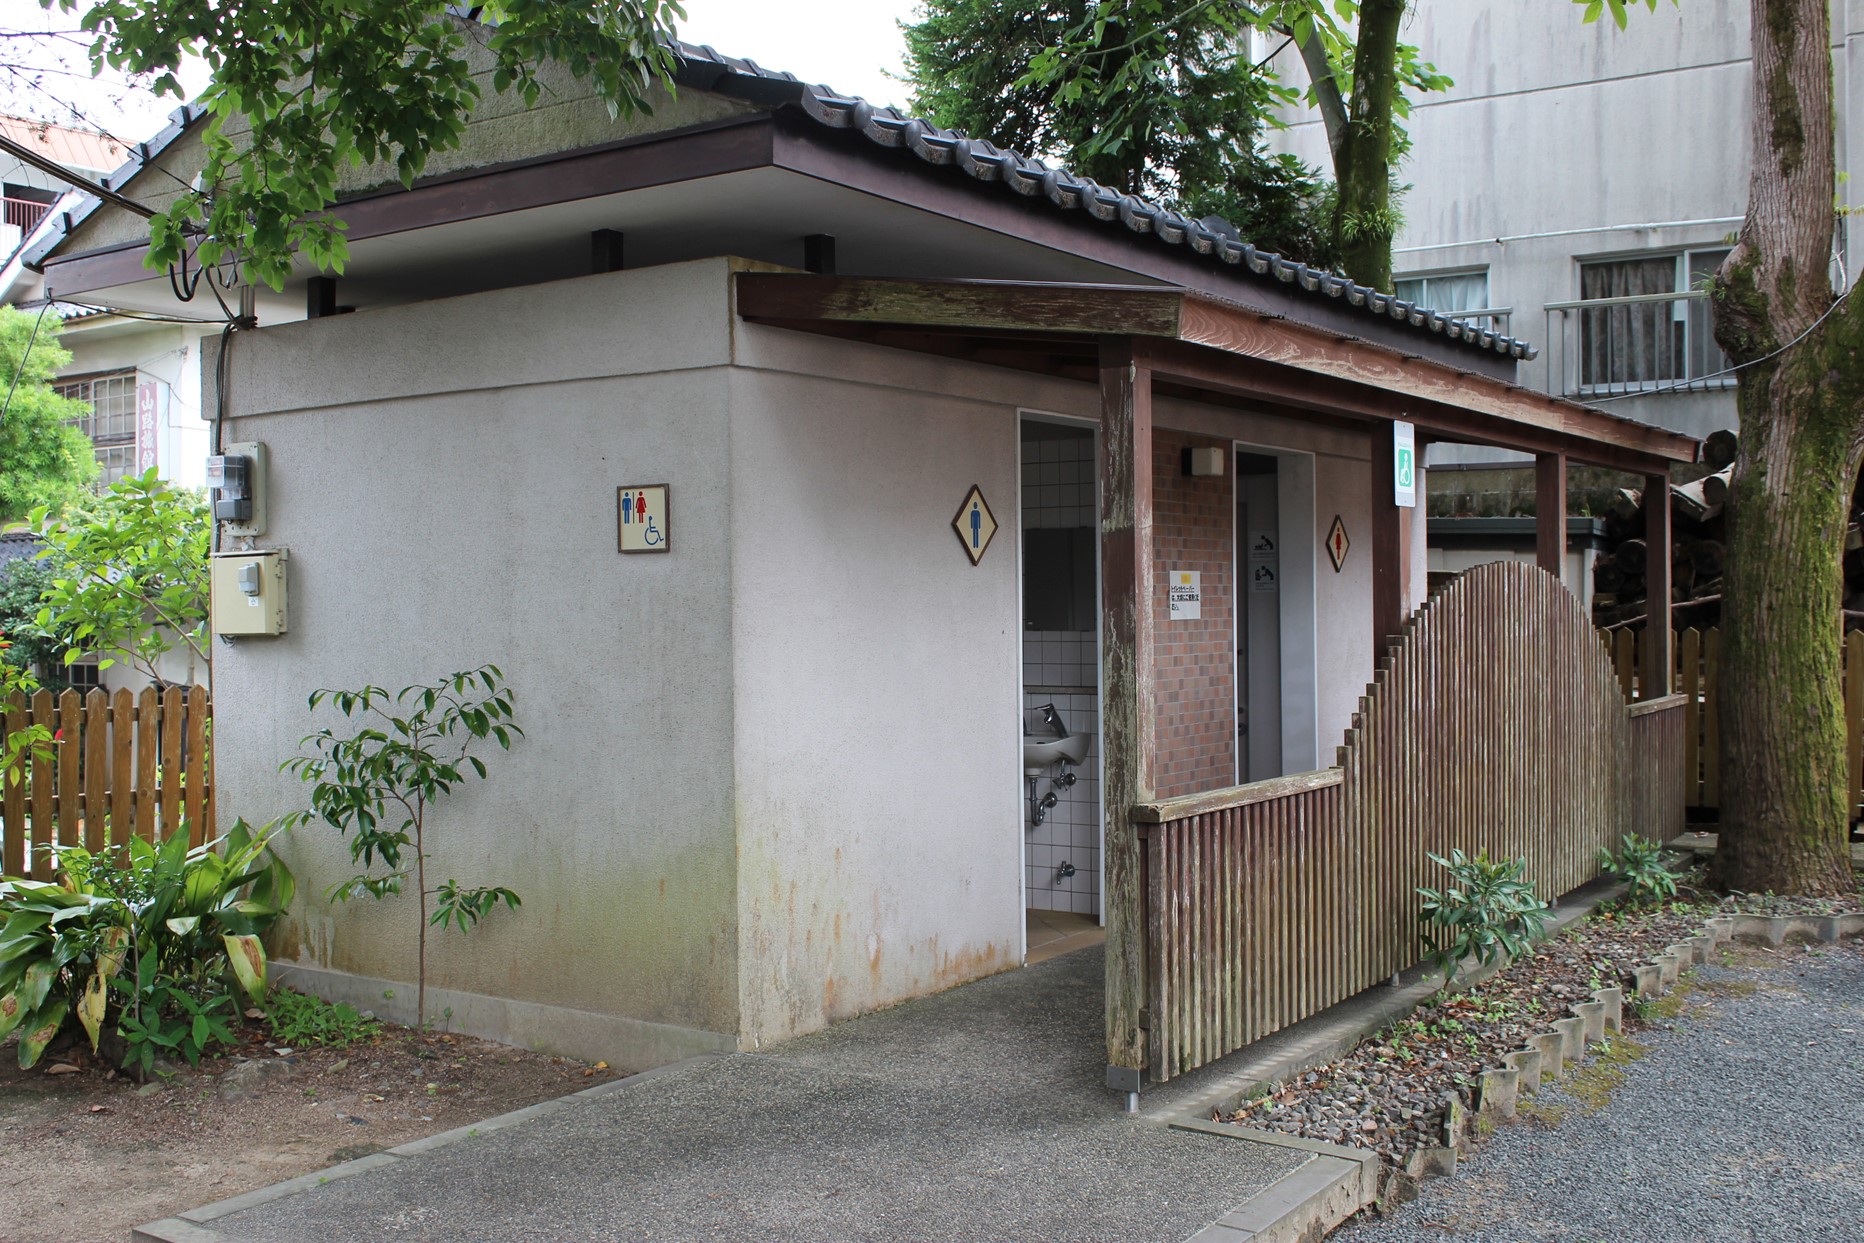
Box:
[1099,336,1154,1098]
[591,229,625,274]
[306,276,337,319]
[1371,428,1405,651]
[1642,473,1673,698]
[1536,452,1568,582]
[803,233,837,275]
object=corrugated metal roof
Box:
[24,38,1535,359]
[0,115,123,178]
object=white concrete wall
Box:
[214,260,744,1067]
[1265,0,1811,447]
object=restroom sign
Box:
[1393,421,1417,508]
[951,485,997,565]
[1168,570,1201,620]
[618,484,670,553]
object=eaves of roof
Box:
[24,39,1534,364]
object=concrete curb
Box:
[1170,1120,1377,1243]
[130,1052,733,1243]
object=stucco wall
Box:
[213,260,744,1066]
[724,328,1091,1047]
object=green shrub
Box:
[1416,848,1553,987]
[0,821,293,1074]
[265,987,381,1049]
[1598,833,1678,906]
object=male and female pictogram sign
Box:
[618,485,669,553]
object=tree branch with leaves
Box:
[43,0,686,291]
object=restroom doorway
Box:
[1018,416,1102,929]
[1234,445,1321,781]
[1237,453,1284,782]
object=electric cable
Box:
[0,300,53,424]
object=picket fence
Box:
[0,686,213,879]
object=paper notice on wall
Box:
[1168,570,1201,620]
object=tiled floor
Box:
[1026,907,1105,965]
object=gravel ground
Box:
[1336,938,1864,1243]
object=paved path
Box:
[1338,939,1864,1243]
[158,946,1305,1243]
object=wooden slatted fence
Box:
[1616,625,1864,816]
[1,686,213,878]
[1134,561,1686,1084]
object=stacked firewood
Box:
[1592,429,1738,630]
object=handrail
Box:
[1131,767,1342,824]
[1544,289,1707,312]
[1628,692,1688,717]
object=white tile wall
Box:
[1022,691,1100,916]
[1022,429,1100,918]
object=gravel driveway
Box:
[1337,938,1864,1243]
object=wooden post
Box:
[1643,473,1672,697]
[1099,336,1155,1101]
[803,234,837,275]
[590,229,625,274]
[305,276,337,319]
[1371,427,1404,650]
[1536,452,1568,582]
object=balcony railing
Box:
[2,196,52,235]
[1544,289,1734,398]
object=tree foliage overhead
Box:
[902,0,1333,264]
[0,306,98,525]
[46,0,687,291]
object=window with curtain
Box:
[52,370,139,489]
[1394,269,1499,333]
[1577,249,1729,392]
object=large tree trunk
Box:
[1709,0,1863,895]
[1330,0,1405,290]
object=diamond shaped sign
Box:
[952,485,997,565]
[1326,514,1350,573]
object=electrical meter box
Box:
[210,550,288,636]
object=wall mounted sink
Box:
[1023,732,1091,774]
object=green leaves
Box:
[0,820,292,1071]
[431,882,521,934]
[1575,0,1669,30]
[53,1,684,291]
[282,664,524,1026]
[1415,849,1554,989]
[28,468,211,685]
[1598,834,1679,906]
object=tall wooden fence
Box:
[1,686,214,879]
[1611,625,1864,815]
[1134,561,1686,1084]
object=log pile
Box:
[1592,429,1738,630]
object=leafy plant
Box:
[265,988,382,1049]
[1415,849,1554,987]
[0,632,54,790]
[280,665,523,1027]
[0,305,97,524]
[29,469,211,684]
[0,820,293,1073]
[1598,833,1679,906]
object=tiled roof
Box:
[669,42,1537,361]
[23,37,1534,360]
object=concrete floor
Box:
[1026,907,1105,965]
[155,944,1306,1243]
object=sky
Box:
[0,0,925,148]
